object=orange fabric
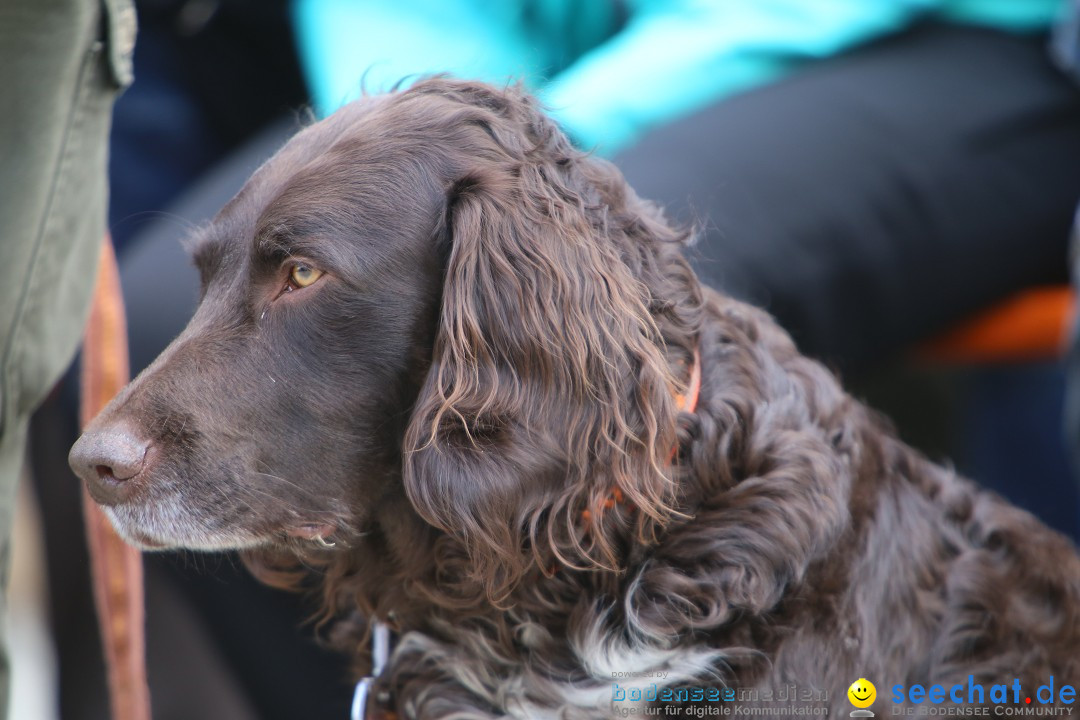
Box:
[917,286,1075,364]
[80,238,152,720]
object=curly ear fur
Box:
[401,82,700,601]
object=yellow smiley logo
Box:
[848,678,876,708]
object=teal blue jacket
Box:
[293,0,1064,155]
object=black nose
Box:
[69,423,151,505]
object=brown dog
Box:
[71,78,1080,719]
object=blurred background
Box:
[12,0,1080,718]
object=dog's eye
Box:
[288,263,323,289]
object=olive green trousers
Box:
[0,0,133,714]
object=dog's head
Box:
[71,78,701,596]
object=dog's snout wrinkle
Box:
[70,422,152,505]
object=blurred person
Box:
[295,0,1080,370]
[0,0,134,717]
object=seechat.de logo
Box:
[891,676,1076,708]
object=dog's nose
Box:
[69,423,151,505]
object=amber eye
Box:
[288,263,323,289]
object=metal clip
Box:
[350,621,391,720]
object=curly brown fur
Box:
[71,78,1080,718]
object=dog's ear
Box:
[402,85,687,601]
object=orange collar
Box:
[673,347,702,424]
[581,346,701,524]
